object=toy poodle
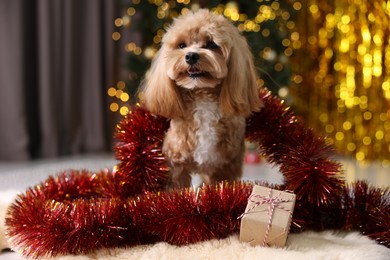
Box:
[141,9,262,188]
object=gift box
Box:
[239,185,296,247]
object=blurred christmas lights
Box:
[292,0,390,164]
[108,81,131,116]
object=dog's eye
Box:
[205,41,219,49]
[178,43,187,49]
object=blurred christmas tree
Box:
[108,0,302,114]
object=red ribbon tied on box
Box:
[239,188,295,246]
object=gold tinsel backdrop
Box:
[292,0,390,165]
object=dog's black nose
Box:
[185,52,200,65]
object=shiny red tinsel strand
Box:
[342,181,390,247]
[6,171,256,257]
[113,106,170,197]
[246,89,344,206]
[5,90,390,258]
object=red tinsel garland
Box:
[5,89,390,258]
[6,171,256,257]
[113,106,170,197]
[246,90,344,206]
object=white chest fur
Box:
[192,99,222,165]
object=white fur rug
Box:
[1,191,389,260]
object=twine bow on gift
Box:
[238,188,295,246]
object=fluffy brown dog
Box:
[141,9,262,188]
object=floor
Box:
[0,153,389,259]
[0,153,389,192]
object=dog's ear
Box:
[140,46,185,119]
[219,31,263,117]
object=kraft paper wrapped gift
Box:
[239,185,296,247]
